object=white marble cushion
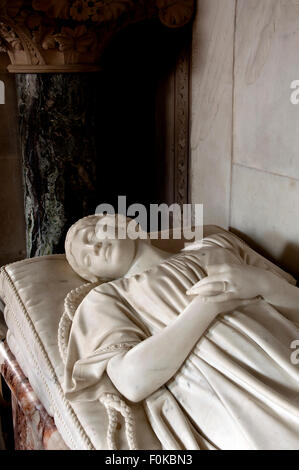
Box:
[0,254,92,449]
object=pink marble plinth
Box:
[0,341,68,450]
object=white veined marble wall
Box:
[190,0,236,229]
[191,0,299,278]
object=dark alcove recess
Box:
[96,20,192,217]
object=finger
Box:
[235,298,261,308]
[188,274,229,290]
[203,296,258,307]
[186,282,226,296]
[201,292,236,303]
[238,299,257,307]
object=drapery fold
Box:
[62,232,299,449]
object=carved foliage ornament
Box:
[0,0,195,72]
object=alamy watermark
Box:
[95,196,203,241]
[290,80,299,104]
[290,340,299,365]
[0,81,4,104]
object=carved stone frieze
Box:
[0,0,195,72]
[174,40,190,206]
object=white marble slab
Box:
[190,0,236,228]
[230,163,299,278]
[234,0,299,179]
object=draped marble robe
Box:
[63,232,299,450]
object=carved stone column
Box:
[16,73,98,256]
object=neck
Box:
[125,240,171,278]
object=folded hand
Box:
[186,264,272,302]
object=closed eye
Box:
[86,231,95,244]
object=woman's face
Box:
[71,223,136,280]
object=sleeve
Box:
[63,284,149,402]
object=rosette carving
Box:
[0,0,195,72]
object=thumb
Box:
[186,281,226,296]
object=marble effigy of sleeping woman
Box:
[60,214,299,450]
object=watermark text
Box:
[290,340,299,365]
[95,196,203,241]
[0,81,4,104]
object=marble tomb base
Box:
[0,341,68,450]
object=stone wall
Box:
[191,0,299,278]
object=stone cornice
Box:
[0,0,195,73]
